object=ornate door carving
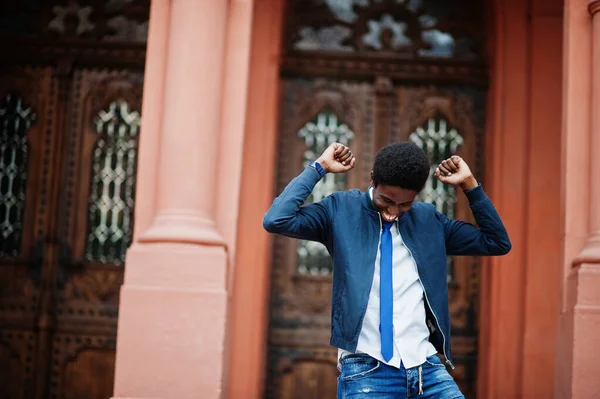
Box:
[267,1,488,398]
[0,66,144,399]
[0,67,58,399]
[267,79,376,399]
[397,86,486,395]
[49,69,143,399]
[0,2,148,398]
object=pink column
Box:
[576,2,600,263]
[138,0,228,245]
[112,1,230,398]
[556,1,600,398]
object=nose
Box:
[390,205,401,216]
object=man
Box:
[263,142,511,398]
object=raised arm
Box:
[434,156,512,256]
[263,143,356,243]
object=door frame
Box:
[227,0,562,397]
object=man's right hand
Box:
[316,143,356,174]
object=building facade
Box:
[0,0,599,398]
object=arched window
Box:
[296,112,354,276]
[410,115,463,218]
[410,114,464,279]
[86,100,140,265]
[0,93,35,258]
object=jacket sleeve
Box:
[263,166,333,243]
[436,184,512,256]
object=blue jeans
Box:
[337,354,465,398]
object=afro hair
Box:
[371,142,431,192]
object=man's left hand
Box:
[434,156,478,191]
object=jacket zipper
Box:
[374,206,454,369]
[399,224,455,370]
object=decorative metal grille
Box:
[0,93,35,258]
[86,100,140,265]
[410,116,463,217]
[362,13,413,51]
[295,25,354,52]
[410,115,463,279]
[289,0,484,59]
[297,112,354,276]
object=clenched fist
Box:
[316,143,356,174]
[434,155,478,191]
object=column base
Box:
[556,263,600,399]
[572,233,600,265]
[139,210,226,246]
[113,243,227,399]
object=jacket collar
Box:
[361,187,379,216]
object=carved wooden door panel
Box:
[0,1,148,397]
[48,69,143,399]
[395,86,486,397]
[268,1,488,398]
[0,67,143,399]
[266,79,376,399]
[0,67,60,399]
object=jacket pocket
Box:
[340,355,380,382]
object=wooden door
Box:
[0,67,60,399]
[48,69,143,399]
[0,67,144,399]
[0,2,149,398]
[267,1,488,398]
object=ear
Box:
[370,171,375,187]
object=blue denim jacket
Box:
[263,167,511,367]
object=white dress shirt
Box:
[338,188,437,369]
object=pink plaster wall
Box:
[479,0,563,397]
[521,6,563,398]
[480,0,532,395]
[559,0,592,311]
[215,1,255,397]
[227,0,284,397]
[555,0,593,396]
[556,0,600,397]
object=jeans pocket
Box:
[424,355,446,368]
[340,355,381,382]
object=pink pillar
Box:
[576,1,600,263]
[556,1,600,398]
[112,1,230,398]
[139,0,227,246]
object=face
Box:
[371,181,418,222]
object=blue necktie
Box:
[380,221,394,362]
